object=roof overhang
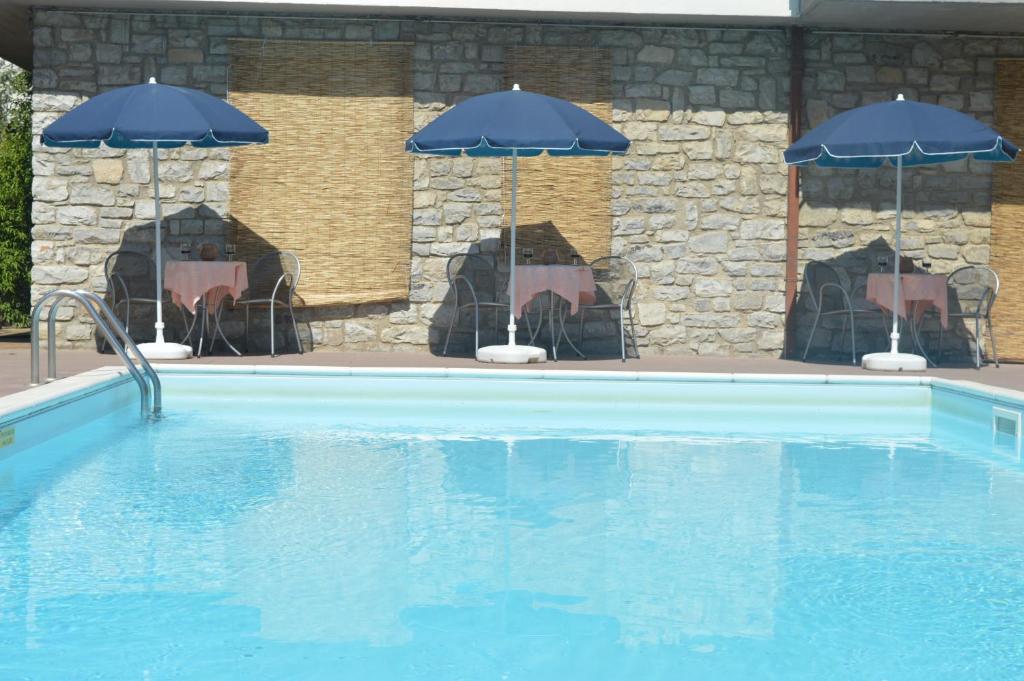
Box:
[1,0,1022,70]
[2,0,797,69]
[801,0,1024,33]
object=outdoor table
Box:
[164,260,248,356]
[515,264,597,360]
[866,272,948,364]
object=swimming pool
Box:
[2,367,1023,680]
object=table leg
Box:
[550,294,586,360]
[557,299,586,359]
[526,297,545,346]
[212,298,242,357]
[909,302,936,367]
[196,299,207,358]
[181,307,199,347]
[548,292,558,361]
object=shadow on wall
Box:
[428,225,626,358]
[97,207,314,355]
[226,218,315,355]
[794,236,976,364]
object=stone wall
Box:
[796,32,1024,360]
[31,9,790,355]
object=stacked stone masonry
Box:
[30,10,1017,357]
[797,33,1023,358]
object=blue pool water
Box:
[2,374,1024,680]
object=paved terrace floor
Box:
[2,338,1022,398]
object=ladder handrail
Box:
[30,289,162,416]
[76,290,162,415]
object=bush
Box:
[0,66,32,327]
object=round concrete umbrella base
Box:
[861,351,926,372]
[476,344,547,364]
[134,341,194,361]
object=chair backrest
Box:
[590,256,637,307]
[804,261,847,312]
[447,253,501,303]
[105,250,157,301]
[248,251,301,301]
[947,265,999,317]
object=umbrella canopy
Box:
[406,87,629,157]
[785,96,1017,167]
[406,85,629,364]
[41,80,267,148]
[41,78,268,360]
[785,94,1017,371]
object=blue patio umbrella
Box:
[406,85,630,363]
[784,94,1017,371]
[42,78,268,359]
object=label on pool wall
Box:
[0,427,13,448]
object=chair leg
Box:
[618,305,626,362]
[975,316,982,369]
[988,318,999,368]
[473,304,480,354]
[628,306,639,359]
[802,306,823,362]
[938,321,944,365]
[289,300,303,354]
[838,313,849,365]
[443,306,458,357]
[850,311,857,365]
[269,303,276,358]
[577,308,586,346]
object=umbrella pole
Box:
[152,142,166,345]
[889,155,903,355]
[506,149,518,346]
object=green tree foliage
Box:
[0,66,32,327]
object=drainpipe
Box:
[784,26,804,358]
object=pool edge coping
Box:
[0,366,133,427]
[3,364,1024,425]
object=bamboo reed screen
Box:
[992,60,1024,361]
[228,40,413,306]
[501,47,614,264]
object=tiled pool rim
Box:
[3,364,1024,422]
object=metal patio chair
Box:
[939,265,999,369]
[576,256,639,362]
[233,251,303,357]
[801,261,887,365]
[104,250,188,346]
[442,253,511,356]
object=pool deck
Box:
[2,339,1023,397]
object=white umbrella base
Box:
[476,344,547,364]
[861,351,926,372]
[135,341,193,361]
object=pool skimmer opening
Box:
[993,406,1022,459]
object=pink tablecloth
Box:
[865,272,948,329]
[515,265,597,317]
[164,261,248,314]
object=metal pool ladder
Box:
[30,289,162,416]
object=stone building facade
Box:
[29,8,1022,357]
[795,32,1024,359]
